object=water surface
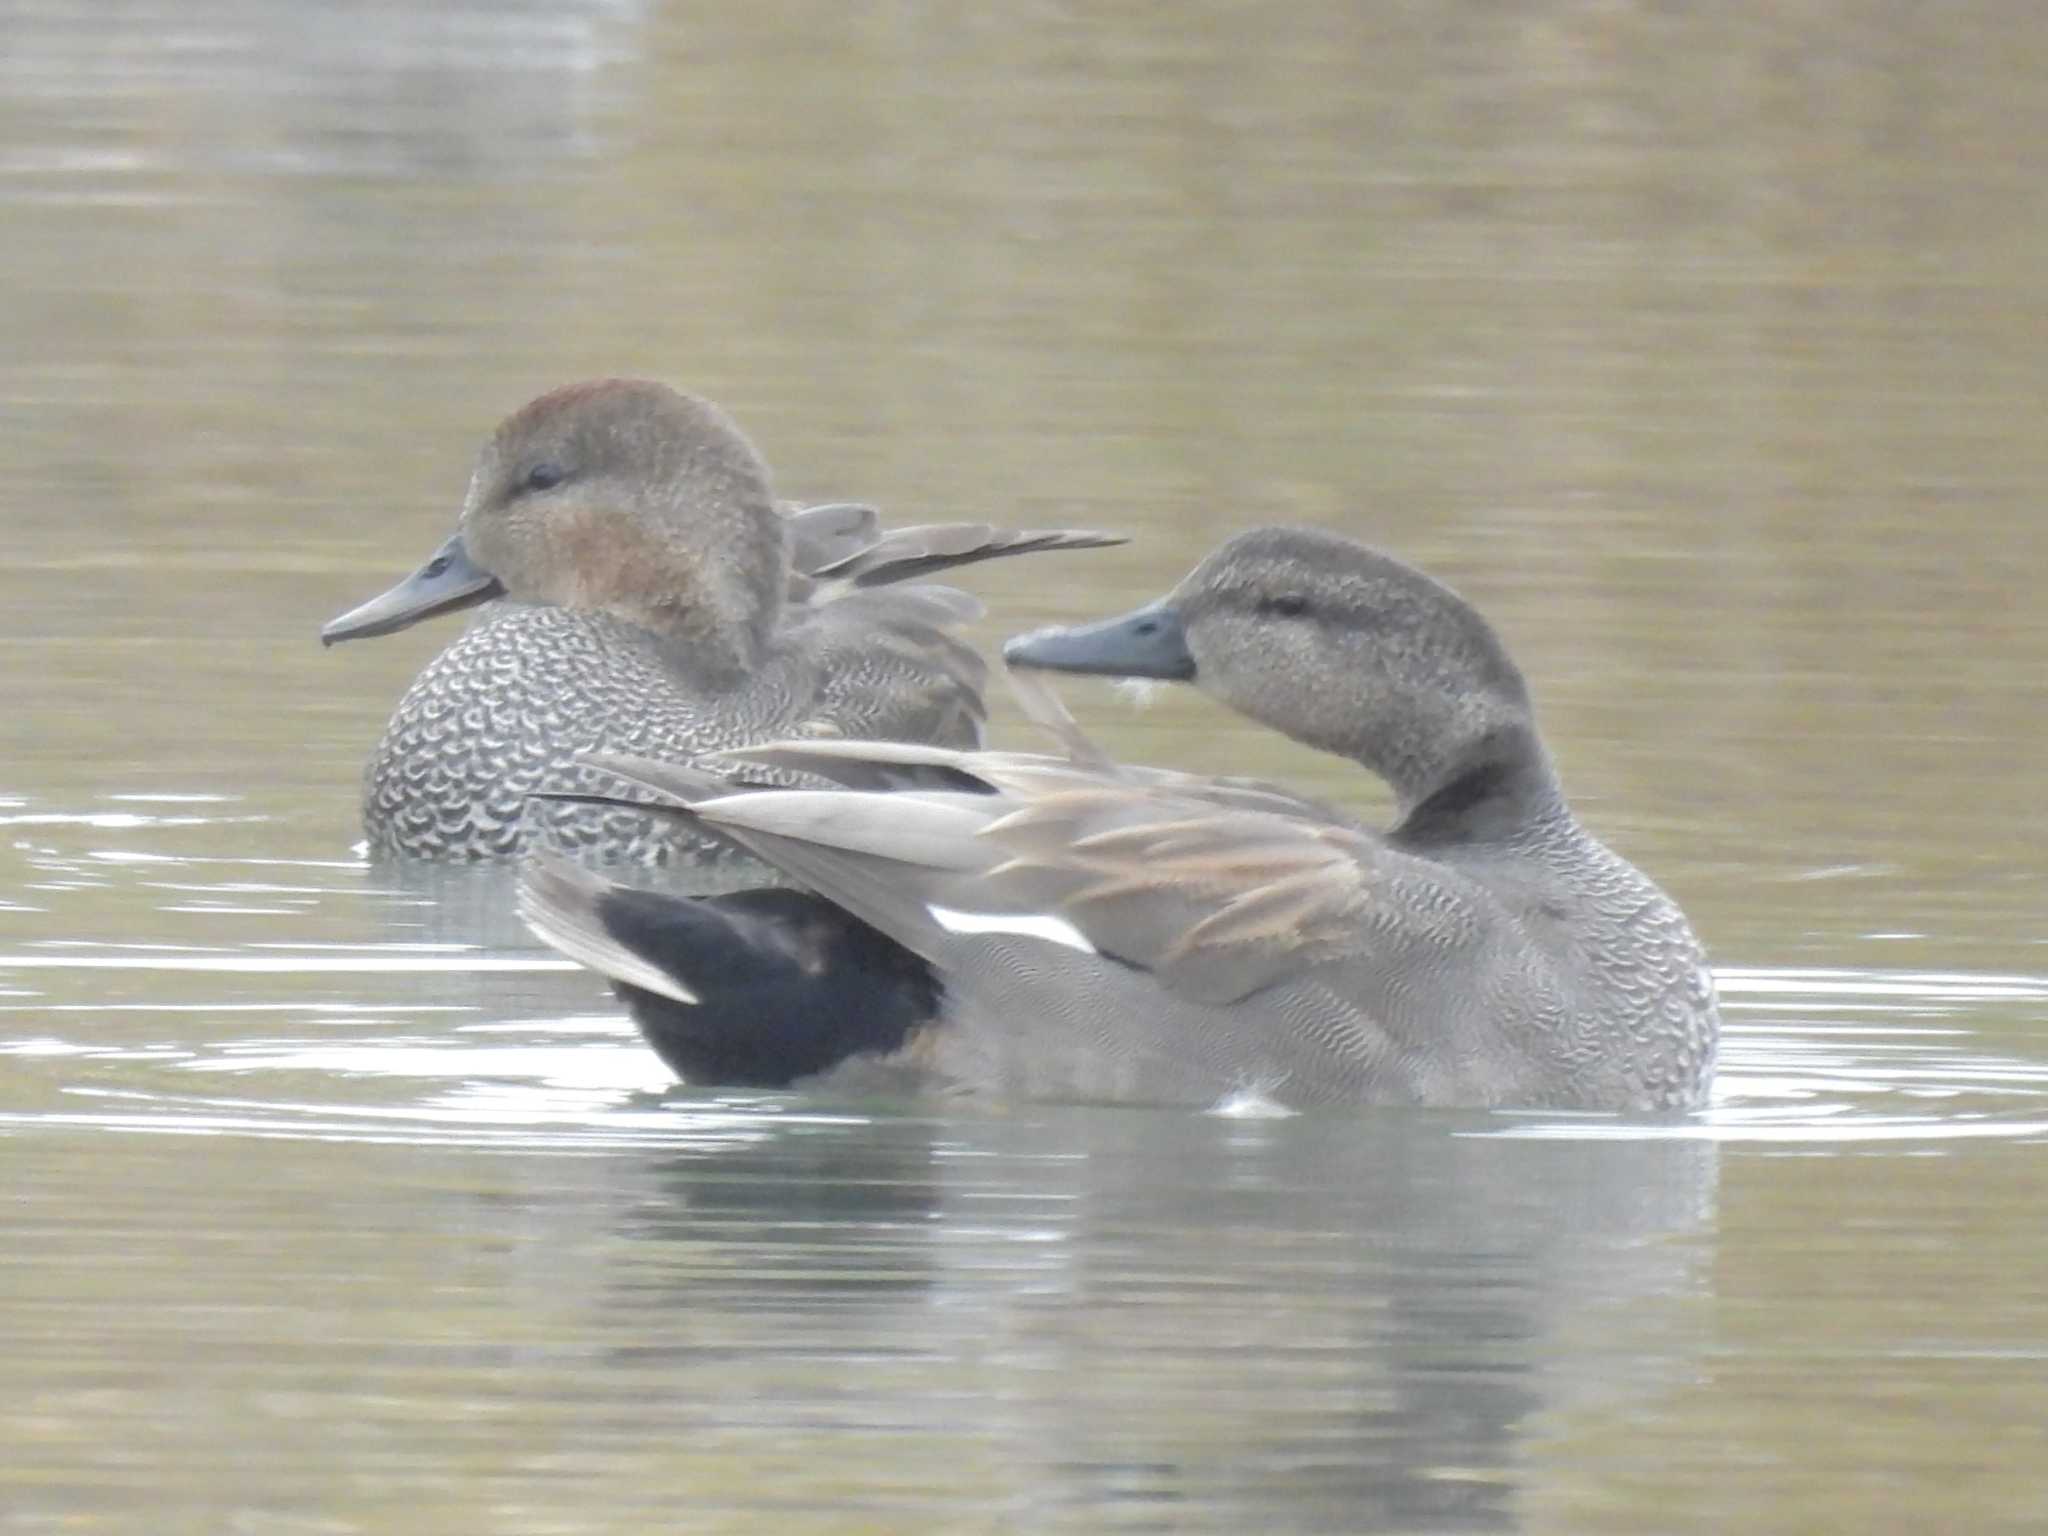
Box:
[4,1,2047,1530]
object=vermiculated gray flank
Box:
[522,527,1720,1113]
[322,380,1121,865]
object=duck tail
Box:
[519,855,939,1089]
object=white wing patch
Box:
[927,904,1097,953]
[1209,1083,1298,1119]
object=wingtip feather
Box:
[516,855,701,1005]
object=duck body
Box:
[359,586,989,863]
[520,527,1721,1113]
[907,804,1714,1113]
[527,719,1715,1112]
[323,381,1120,864]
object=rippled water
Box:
[6,0,2048,1530]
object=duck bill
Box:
[320,533,504,646]
[1002,597,1195,681]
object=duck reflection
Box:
[549,1104,1715,1532]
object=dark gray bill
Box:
[1002,597,1195,681]
[320,533,504,646]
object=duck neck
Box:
[646,583,777,690]
[640,505,787,691]
[1388,719,1572,849]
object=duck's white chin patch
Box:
[1209,1084,1297,1119]
[927,904,1096,954]
[1113,678,1163,710]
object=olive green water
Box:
[4,2,2046,1531]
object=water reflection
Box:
[495,1107,1706,1531]
[0,0,646,185]
[928,1112,1711,1529]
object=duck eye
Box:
[522,462,567,493]
[1258,593,1312,619]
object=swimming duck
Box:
[321,379,1122,863]
[518,527,1720,1111]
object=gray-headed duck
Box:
[518,527,1719,1112]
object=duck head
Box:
[323,380,788,681]
[1005,527,1547,816]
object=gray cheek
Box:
[1190,622,1274,699]
[1184,623,1241,683]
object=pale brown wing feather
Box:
[582,676,1478,1013]
[966,801,1379,1004]
[684,731,1410,1008]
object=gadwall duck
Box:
[518,528,1720,1112]
[322,380,1121,863]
